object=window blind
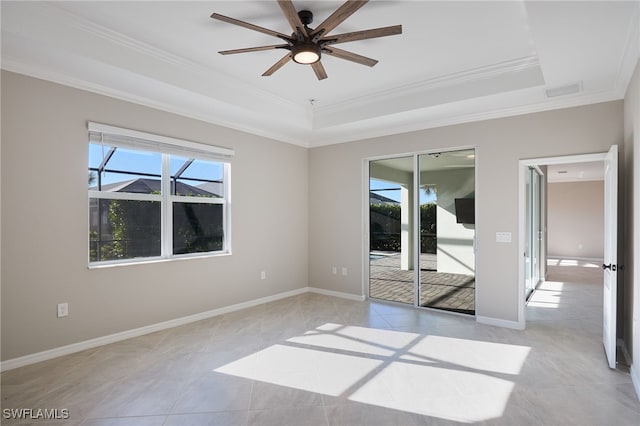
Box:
[88,122,234,161]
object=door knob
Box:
[602,264,617,271]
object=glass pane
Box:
[173,202,224,254]
[170,156,224,198]
[418,149,475,315]
[89,198,161,262]
[88,144,162,194]
[526,167,542,300]
[369,157,415,305]
[525,170,532,296]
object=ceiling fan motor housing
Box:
[298,10,313,26]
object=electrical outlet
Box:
[341,267,347,276]
[332,266,337,275]
[57,303,68,318]
[261,271,266,280]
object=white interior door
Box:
[603,145,618,369]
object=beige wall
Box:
[309,101,623,324]
[547,181,604,259]
[0,69,631,362]
[623,59,639,381]
[0,71,309,361]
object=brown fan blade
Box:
[211,13,292,40]
[323,25,402,45]
[219,44,289,55]
[311,61,328,80]
[262,53,292,76]
[277,0,305,35]
[323,46,378,67]
[310,0,369,38]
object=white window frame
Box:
[88,122,233,267]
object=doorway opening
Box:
[367,148,476,315]
[519,147,618,369]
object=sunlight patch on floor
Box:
[215,344,383,397]
[366,363,515,422]
[214,323,530,423]
[528,287,564,309]
[548,258,601,268]
[536,280,566,291]
[402,335,531,375]
[288,322,420,357]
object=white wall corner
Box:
[615,3,640,97]
[307,287,366,302]
[476,315,525,330]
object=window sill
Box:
[88,251,232,269]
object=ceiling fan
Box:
[211,0,402,80]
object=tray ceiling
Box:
[2,1,638,147]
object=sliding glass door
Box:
[418,150,476,314]
[525,167,543,300]
[368,149,476,315]
[368,157,416,305]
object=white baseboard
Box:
[1,288,522,372]
[620,339,631,364]
[631,364,640,402]
[307,287,366,302]
[620,341,640,400]
[476,315,525,330]
[0,287,308,372]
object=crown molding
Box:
[1,2,633,149]
[318,55,541,111]
[308,88,623,147]
[1,57,309,147]
[2,53,621,149]
[312,56,545,129]
[3,1,307,127]
[45,2,302,113]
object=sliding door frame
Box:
[363,145,478,316]
[525,166,544,301]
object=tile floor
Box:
[2,260,639,425]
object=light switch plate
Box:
[496,232,512,243]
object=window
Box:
[88,123,233,265]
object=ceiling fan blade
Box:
[211,13,292,40]
[310,0,369,38]
[262,53,292,76]
[323,46,378,67]
[219,44,289,55]
[277,0,305,35]
[311,61,328,80]
[323,25,402,45]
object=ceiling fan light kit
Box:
[211,0,402,80]
[292,42,321,64]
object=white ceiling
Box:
[547,161,604,183]
[2,1,639,147]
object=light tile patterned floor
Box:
[1,260,639,425]
[369,253,475,314]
